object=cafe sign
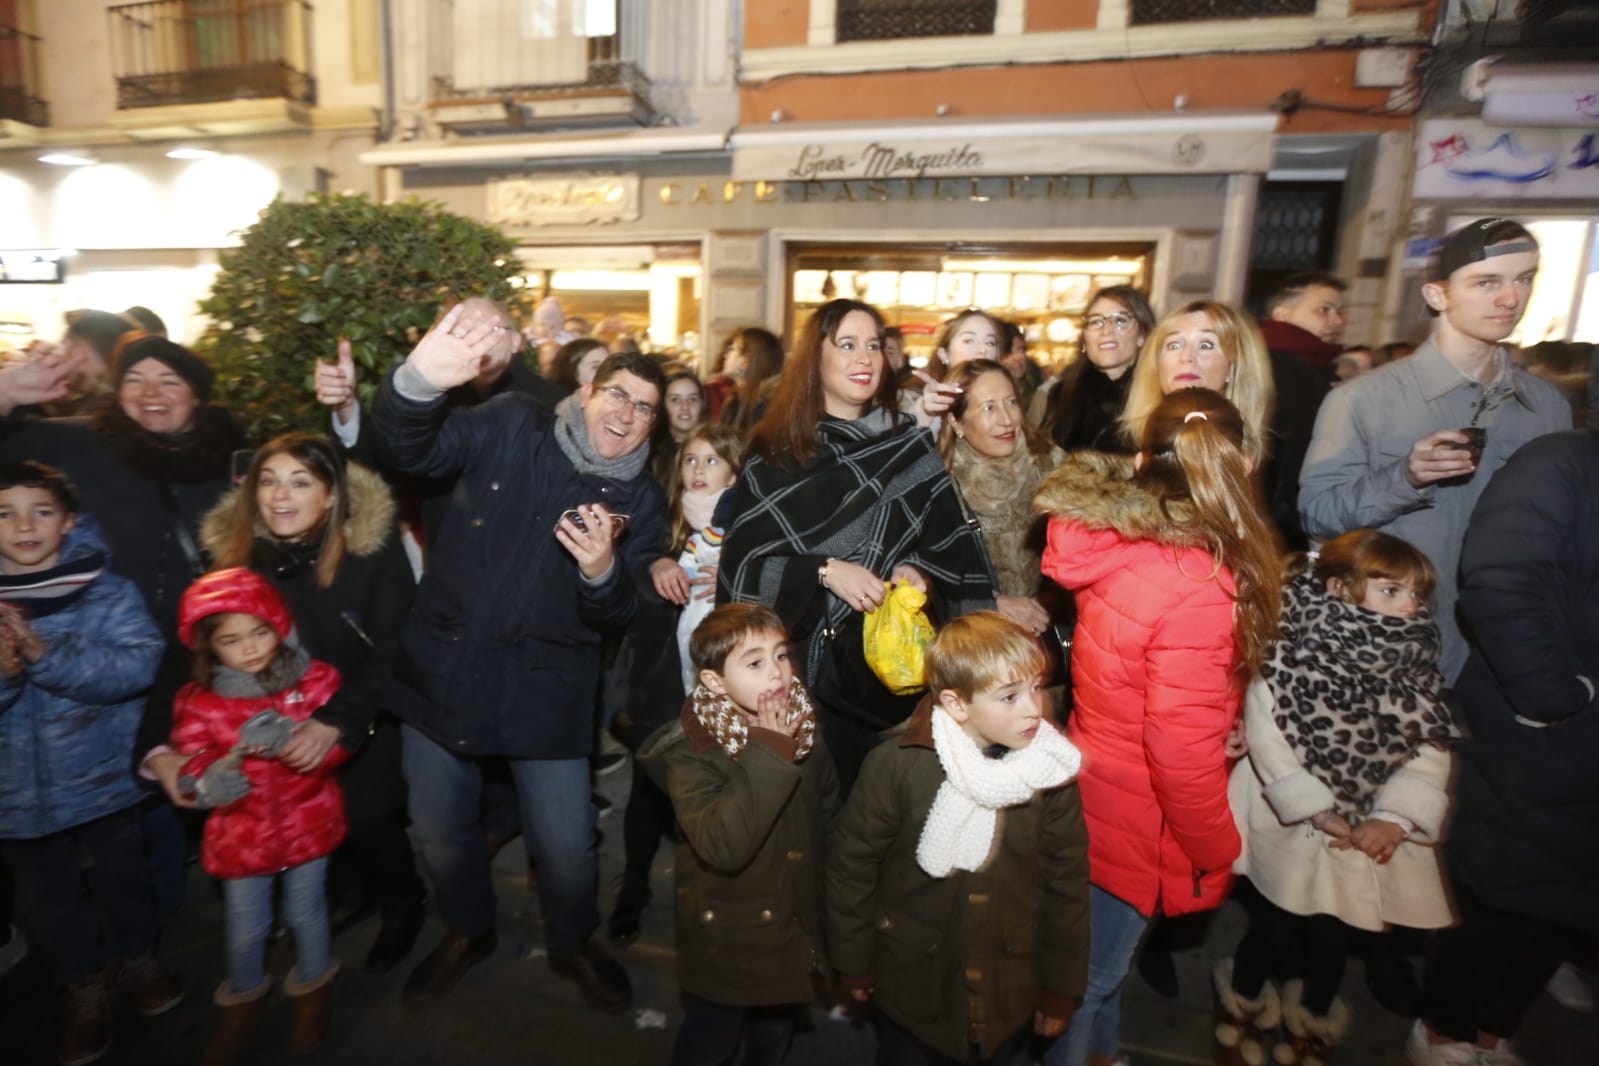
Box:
[730,120,1275,182]
[488,175,641,228]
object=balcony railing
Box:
[0,24,48,126]
[1130,0,1316,25]
[836,0,997,42]
[107,0,314,110]
[433,31,646,102]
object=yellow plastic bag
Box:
[863,582,935,695]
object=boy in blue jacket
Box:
[0,461,175,1066]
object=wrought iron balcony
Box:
[0,23,48,126]
[107,0,314,111]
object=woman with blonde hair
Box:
[1119,301,1275,465]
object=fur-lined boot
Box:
[1272,979,1350,1066]
[1214,959,1282,1066]
[284,960,339,1056]
[201,977,271,1066]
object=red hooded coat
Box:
[173,569,349,879]
[1035,454,1242,917]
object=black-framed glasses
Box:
[600,385,657,422]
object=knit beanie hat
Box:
[116,335,214,402]
[177,568,294,649]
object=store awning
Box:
[357,128,731,169]
[729,112,1279,182]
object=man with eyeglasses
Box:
[371,302,667,1016]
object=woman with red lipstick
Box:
[1041,286,1157,454]
[203,434,426,976]
[1120,302,1276,465]
[937,359,1064,641]
[718,299,997,790]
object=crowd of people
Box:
[0,214,1594,1066]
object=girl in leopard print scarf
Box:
[1219,530,1462,1065]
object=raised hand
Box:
[407,303,509,392]
[314,337,359,424]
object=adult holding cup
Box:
[1299,218,1571,684]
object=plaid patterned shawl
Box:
[718,412,996,686]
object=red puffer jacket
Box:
[1035,453,1241,917]
[172,660,348,879]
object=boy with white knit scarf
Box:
[828,611,1090,1066]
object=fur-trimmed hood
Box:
[200,461,397,560]
[1031,450,1208,550]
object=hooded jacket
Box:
[200,462,414,822]
[0,518,164,838]
[172,569,349,879]
[1034,452,1242,916]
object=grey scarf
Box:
[553,394,651,482]
[211,638,313,699]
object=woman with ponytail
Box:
[1033,387,1283,1066]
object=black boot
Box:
[607,877,651,946]
[366,899,427,974]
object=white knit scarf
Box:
[915,706,1082,877]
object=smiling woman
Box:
[719,298,998,789]
[202,432,428,974]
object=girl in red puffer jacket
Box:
[171,568,346,1066]
[1034,388,1284,1066]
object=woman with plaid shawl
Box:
[717,299,997,791]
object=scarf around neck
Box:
[950,439,1050,597]
[681,485,728,533]
[0,551,106,617]
[552,394,650,482]
[209,637,313,699]
[1262,570,1460,816]
[689,675,817,760]
[916,706,1081,877]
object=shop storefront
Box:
[1403,117,1599,346]
[384,111,1279,366]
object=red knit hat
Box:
[177,568,294,650]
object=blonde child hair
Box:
[924,611,1047,701]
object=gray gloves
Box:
[237,709,294,757]
[180,753,252,809]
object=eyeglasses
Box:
[1083,313,1137,333]
[599,385,657,423]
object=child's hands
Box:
[651,558,690,604]
[0,603,42,665]
[1312,810,1355,845]
[0,630,22,679]
[1223,716,1249,760]
[848,985,874,1004]
[1349,818,1407,864]
[1034,1006,1074,1038]
[690,564,718,602]
[750,689,798,738]
[280,719,342,773]
[184,753,252,809]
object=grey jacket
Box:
[1298,338,1570,682]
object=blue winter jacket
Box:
[0,518,165,838]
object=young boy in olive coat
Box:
[828,611,1090,1065]
[640,603,840,1066]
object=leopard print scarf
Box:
[1262,569,1460,816]
[689,676,817,760]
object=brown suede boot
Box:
[59,966,115,1066]
[284,960,339,1056]
[1214,959,1282,1066]
[201,977,271,1066]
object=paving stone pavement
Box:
[3,757,1595,1065]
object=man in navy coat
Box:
[372,303,667,1012]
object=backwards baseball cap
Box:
[1431,217,1538,282]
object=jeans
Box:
[1045,885,1151,1066]
[222,856,330,994]
[672,991,801,1066]
[1,804,159,985]
[401,724,599,953]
